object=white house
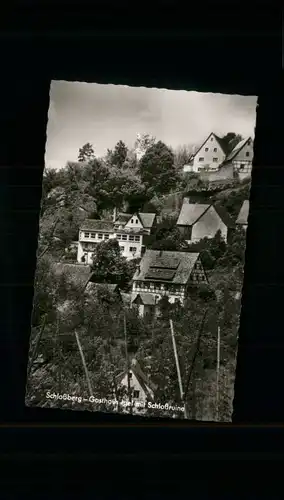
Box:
[188,132,228,173]
[115,358,157,413]
[131,249,207,317]
[222,137,254,181]
[113,211,156,260]
[176,200,231,243]
[185,133,254,182]
[77,219,115,265]
[236,200,249,232]
[77,211,156,264]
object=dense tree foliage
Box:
[139,141,178,196]
[221,132,243,153]
[111,140,128,169]
[90,239,135,291]
[78,142,95,162]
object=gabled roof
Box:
[224,137,252,163]
[191,132,229,160]
[116,357,157,397]
[177,202,210,226]
[114,213,133,226]
[115,212,156,229]
[177,200,233,228]
[132,292,156,306]
[236,200,250,225]
[214,134,232,155]
[138,213,156,229]
[133,249,200,285]
[80,219,114,232]
[214,203,235,229]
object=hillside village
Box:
[26,132,252,421]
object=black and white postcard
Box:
[25,81,257,421]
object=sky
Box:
[45,80,257,170]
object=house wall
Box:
[232,160,252,181]
[77,241,98,265]
[190,206,228,243]
[132,282,186,305]
[231,139,253,180]
[125,215,144,230]
[183,163,194,173]
[116,234,143,260]
[199,163,234,182]
[119,371,154,404]
[77,230,143,263]
[192,134,226,173]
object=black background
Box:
[0,0,283,495]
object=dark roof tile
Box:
[133,250,200,285]
[80,219,114,232]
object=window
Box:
[135,235,140,242]
[98,233,103,239]
[129,235,134,241]
[130,247,137,253]
[104,234,109,239]
[122,234,127,241]
[135,219,138,224]
[205,147,209,152]
[199,157,204,162]
[84,232,90,238]
[131,219,134,223]
[211,137,214,141]
[213,147,217,152]
[116,234,121,240]
[240,164,245,170]
[133,390,140,398]
[246,152,250,157]
[120,246,125,251]
[213,157,218,162]
[90,232,96,238]
[129,372,132,379]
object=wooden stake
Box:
[183,308,209,420]
[216,325,221,421]
[124,311,132,414]
[74,330,94,398]
[170,319,184,402]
